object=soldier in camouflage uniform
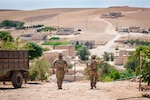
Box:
[87,55,103,89]
[52,53,68,89]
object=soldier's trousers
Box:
[89,71,98,88]
[56,70,65,88]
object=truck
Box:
[0,50,29,88]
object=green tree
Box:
[24,42,43,60]
[0,20,13,28]
[77,46,90,60]
[0,20,25,29]
[125,54,139,71]
[103,52,110,61]
[125,46,150,85]
[136,46,150,85]
[110,52,114,61]
[0,31,14,42]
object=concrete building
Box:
[114,48,135,65]
[43,49,71,66]
[54,27,75,35]
[101,12,122,18]
[109,12,122,17]
[55,45,76,58]
[116,26,149,34]
[117,27,129,32]
[19,32,48,42]
[129,27,140,32]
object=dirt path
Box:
[89,17,119,57]
[0,80,149,100]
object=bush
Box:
[120,69,136,79]
[98,62,121,81]
[68,64,73,69]
[49,37,60,40]
[110,52,114,61]
[42,41,70,49]
[76,45,90,60]
[36,27,56,32]
[129,39,150,46]
[103,76,113,82]
[0,20,24,28]
[29,58,51,81]
[109,69,121,80]
[103,52,110,61]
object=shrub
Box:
[109,69,121,80]
[103,52,110,61]
[120,69,136,79]
[98,62,121,81]
[36,27,56,32]
[42,41,70,47]
[68,64,73,69]
[49,37,60,40]
[110,52,114,61]
[29,58,51,81]
[103,76,113,82]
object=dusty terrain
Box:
[1,7,150,44]
[1,7,150,100]
[0,78,150,100]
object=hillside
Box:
[0,7,150,44]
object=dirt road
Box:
[0,79,149,100]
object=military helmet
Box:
[58,52,63,58]
[91,55,96,59]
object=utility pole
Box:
[84,12,87,29]
[57,15,59,27]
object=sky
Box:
[0,0,150,10]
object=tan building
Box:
[129,27,140,32]
[55,27,75,35]
[117,27,129,32]
[55,45,76,58]
[43,49,72,66]
[114,48,135,65]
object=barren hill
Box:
[1,7,150,44]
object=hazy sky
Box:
[0,0,149,10]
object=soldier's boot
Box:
[57,83,62,89]
[90,83,93,89]
[58,85,62,89]
[94,83,96,88]
[59,85,62,89]
[59,87,62,89]
[91,82,95,89]
[94,77,97,88]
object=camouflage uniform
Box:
[53,53,68,89]
[87,55,103,89]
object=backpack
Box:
[87,60,97,71]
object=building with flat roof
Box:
[43,49,71,66]
[54,27,75,35]
[114,48,135,65]
[55,45,76,58]
[101,12,122,18]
